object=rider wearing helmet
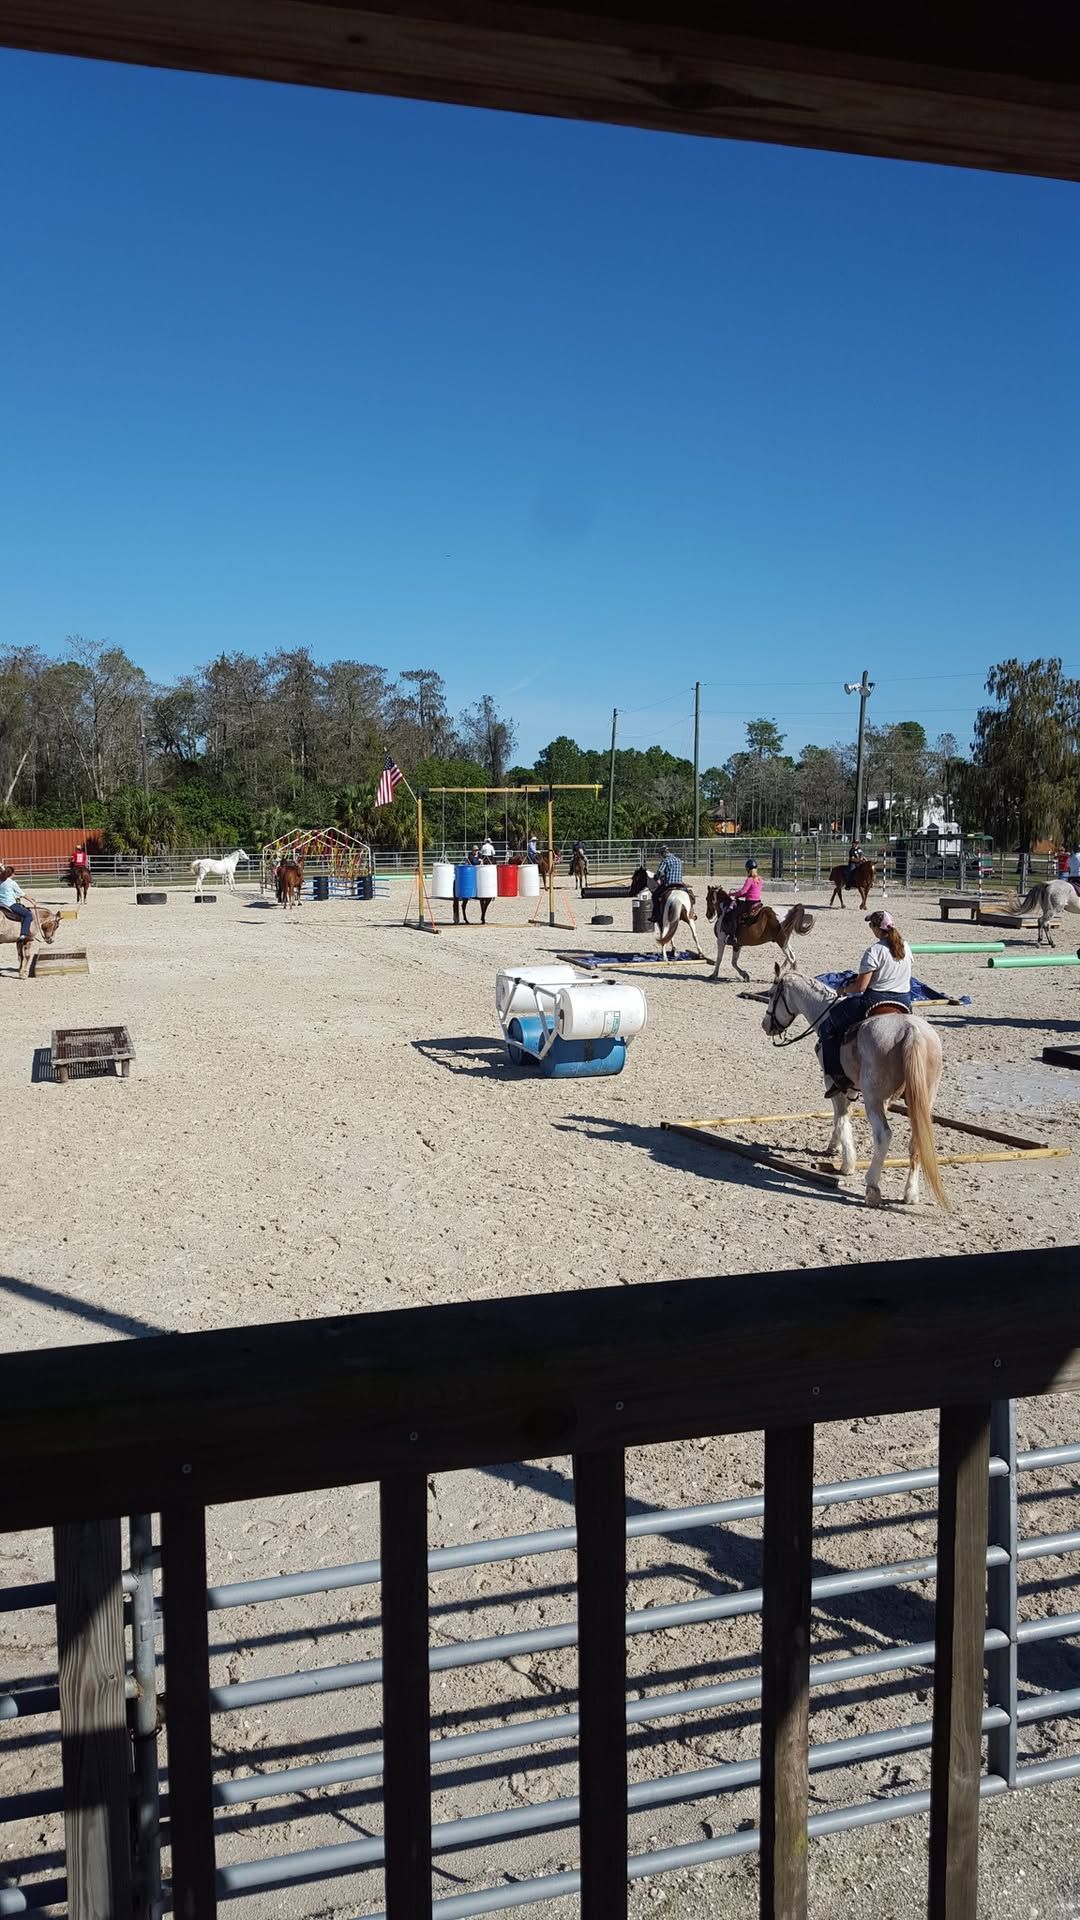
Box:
[726,856,763,934]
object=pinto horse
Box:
[705,887,814,982]
[828,859,875,909]
[629,866,704,961]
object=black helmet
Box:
[745,857,757,871]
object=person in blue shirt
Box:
[651,845,684,928]
[0,865,35,943]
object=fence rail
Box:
[0,1248,1077,1918]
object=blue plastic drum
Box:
[454,863,478,900]
[505,1015,553,1065]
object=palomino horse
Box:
[1014,879,1080,946]
[629,866,704,960]
[67,863,91,904]
[278,860,304,909]
[0,902,62,980]
[191,848,250,895]
[828,859,875,909]
[570,849,589,892]
[762,965,947,1210]
[705,887,814,982]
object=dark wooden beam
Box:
[0,1247,1076,1529]
[1,2,1079,181]
[574,1447,628,1918]
[759,1425,814,1920]
[54,1519,133,1920]
[928,1405,993,1920]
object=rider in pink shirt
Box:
[733,859,762,904]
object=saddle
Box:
[721,898,760,937]
[653,882,695,921]
[864,1001,912,1020]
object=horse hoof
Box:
[865,1185,883,1209]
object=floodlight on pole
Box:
[844,670,874,845]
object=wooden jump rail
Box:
[1,1248,1078,1920]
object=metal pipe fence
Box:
[1,1413,1077,1915]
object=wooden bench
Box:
[51,1025,135,1085]
[938,894,1006,922]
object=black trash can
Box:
[312,874,330,901]
[632,898,653,935]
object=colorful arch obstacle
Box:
[260,828,377,901]
[496,964,647,1077]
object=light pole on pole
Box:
[844,670,874,845]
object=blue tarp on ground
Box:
[816,970,971,1006]
[560,950,700,968]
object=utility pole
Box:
[139,711,150,802]
[692,681,701,870]
[606,708,617,865]
[844,669,874,845]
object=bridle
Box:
[765,974,834,1049]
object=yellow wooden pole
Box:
[547,790,555,928]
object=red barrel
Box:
[496,864,519,898]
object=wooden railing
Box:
[1,1246,1078,1920]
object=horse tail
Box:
[903,1028,949,1211]
[786,904,814,937]
[1015,885,1042,916]
[190,860,201,876]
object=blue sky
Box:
[2,50,1077,770]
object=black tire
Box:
[136,891,168,905]
[591,913,614,926]
[193,894,218,904]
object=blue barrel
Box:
[505,1014,554,1065]
[544,1036,627,1078]
[312,874,330,901]
[454,863,478,900]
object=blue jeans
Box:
[821,987,912,1086]
[3,902,33,939]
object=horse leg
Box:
[825,1092,853,1166]
[902,1133,921,1206]
[864,1097,891,1208]
[710,932,726,981]
[683,912,704,959]
[732,941,749,983]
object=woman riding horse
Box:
[818,909,912,1093]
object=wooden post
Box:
[574,1448,628,1918]
[928,1404,992,1920]
[381,1473,432,1917]
[760,1425,815,1920]
[54,1519,133,1920]
[160,1502,217,1920]
[547,789,556,928]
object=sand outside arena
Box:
[2,877,1079,1917]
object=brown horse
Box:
[828,859,875,909]
[0,901,62,978]
[67,862,91,904]
[706,886,814,982]
[279,859,304,909]
[537,849,556,888]
[570,849,589,892]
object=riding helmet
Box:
[745,857,757,871]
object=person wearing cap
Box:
[453,846,492,926]
[651,844,684,929]
[479,835,496,863]
[819,909,913,1092]
[0,864,37,946]
[845,840,863,887]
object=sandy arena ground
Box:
[2,877,1079,1918]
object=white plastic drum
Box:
[475,864,498,900]
[518,864,541,898]
[555,982,648,1041]
[496,964,578,1020]
[431,861,456,899]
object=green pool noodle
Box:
[986,953,1080,968]
[910,941,1004,955]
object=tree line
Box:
[1,639,1076,853]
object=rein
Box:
[767,977,834,1048]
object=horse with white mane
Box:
[1013,879,1080,946]
[191,849,250,895]
[761,965,947,1210]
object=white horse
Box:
[761,965,948,1210]
[1014,879,1080,946]
[629,865,705,961]
[190,848,250,895]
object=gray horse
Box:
[1014,880,1080,946]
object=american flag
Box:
[375,753,403,808]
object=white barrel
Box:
[475,864,498,899]
[431,861,456,899]
[496,964,578,1019]
[518,864,541,898]
[555,982,648,1041]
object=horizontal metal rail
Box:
[215,1631,1012,1818]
